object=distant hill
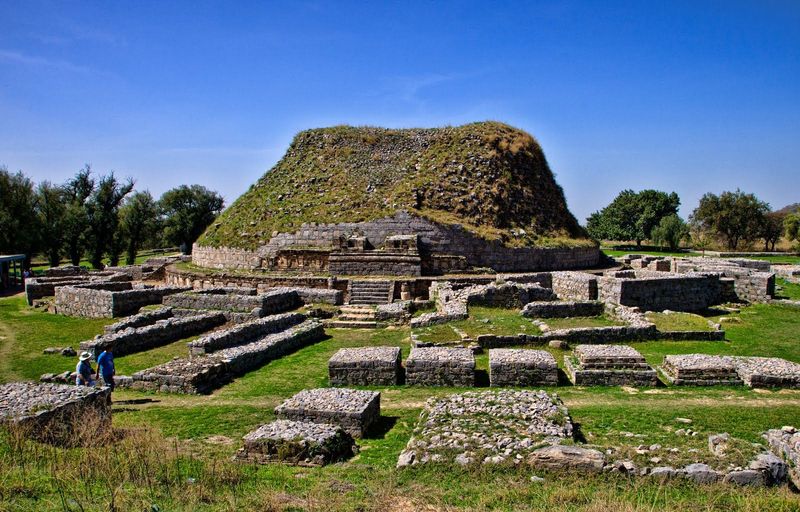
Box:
[198,122,588,250]
[775,203,800,215]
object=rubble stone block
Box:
[489,349,557,387]
[660,354,743,386]
[328,347,402,386]
[405,347,475,387]
[274,388,380,438]
[565,345,658,386]
[234,419,355,466]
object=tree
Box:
[785,213,800,245]
[159,185,224,254]
[85,173,134,269]
[650,214,690,251]
[0,167,39,266]
[690,189,770,250]
[761,212,785,252]
[35,181,68,267]
[586,189,680,246]
[63,167,95,266]
[120,191,159,265]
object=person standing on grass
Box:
[95,345,116,392]
[76,352,95,387]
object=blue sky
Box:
[1,1,798,223]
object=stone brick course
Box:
[660,354,743,386]
[564,345,658,386]
[274,388,380,438]
[328,347,403,386]
[188,312,306,355]
[405,347,476,387]
[489,349,558,387]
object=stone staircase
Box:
[325,305,383,329]
[348,280,391,305]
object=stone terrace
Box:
[274,388,380,438]
[565,345,659,386]
[660,354,743,386]
[405,347,476,387]
[328,347,403,386]
[521,300,604,319]
[730,357,800,388]
[187,312,306,355]
[235,419,356,466]
[130,320,323,394]
[489,349,558,387]
[397,390,574,467]
[163,287,302,321]
[0,382,111,445]
[104,306,174,334]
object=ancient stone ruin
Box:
[235,419,356,466]
[488,349,558,387]
[328,347,403,386]
[274,388,381,438]
[405,347,476,387]
[565,345,659,387]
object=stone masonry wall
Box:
[55,285,189,318]
[598,273,721,312]
[188,312,306,355]
[551,271,598,300]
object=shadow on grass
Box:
[475,369,490,387]
[365,415,398,440]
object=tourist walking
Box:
[76,352,95,387]
[95,346,116,391]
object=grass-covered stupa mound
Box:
[199,122,587,250]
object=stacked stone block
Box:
[0,382,111,445]
[405,347,476,387]
[274,388,380,437]
[489,349,558,387]
[188,312,306,355]
[163,288,301,316]
[565,345,658,386]
[55,284,189,318]
[328,347,403,386]
[551,271,598,301]
[104,307,174,334]
[598,272,722,312]
[660,354,743,386]
[731,357,800,388]
[521,300,604,318]
[235,419,356,466]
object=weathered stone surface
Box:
[328,347,402,386]
[187,312,306,355]
[683,463,722,483]
[163,288,301,316]
[489,349,557,387]
[748,452,788,485]
[234,419,356,466]
[405,347,476,387]
[723,469,766,486]
[274,388,380,438]
[598,271,722,312]
[660,354,743,386]
[528,445,605,473]
[0,382,111,445]
[397,390,573,467]
[730,356,800,388]
[765,426,800,488]
[551,271,598,301]
[565,345,658,387]
[521,300,604,319]
[104,307,174,334]
[55,283,189,318]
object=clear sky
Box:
[1,1,798,223]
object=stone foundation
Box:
[235,419,356,466]
[564,345,658,386]
[274,388,380,438]
[521,300,604,318]
[328,347,403,386]
[104,307,174,334]
[488,349,558,387]
[163,288,302,316]
[660,354,743,386]
[731,357,800,388]
[188,312,306,355]
[55,284,189,318]
[405,347,476,387]
[598,272,722,312]
[0,382,111,445]
[551,271,598,300]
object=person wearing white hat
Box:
[76,352,96,387]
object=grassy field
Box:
[601,248,800,265]
[544,315,623,329]
[1,294,800,510]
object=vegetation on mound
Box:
[199,122,589,250]
[645,312,715,332]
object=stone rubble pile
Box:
[765,426,800,488]
[274,388,380,438]
[565,345,658,386]
[235,419,356,466]
[489,349,558,387]
[328,346,403,386]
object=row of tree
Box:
[0,166,224,269]
[586,189,800,251]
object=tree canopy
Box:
[690,189,770,251]
[586,189,680,246]
[159,185,224,254]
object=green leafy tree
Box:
[85,173,134,269]
[35,181,68,267]
[63,167,95,266]
[586,189,680,246]
[785,213,800,246]
[761,212,785,252]
[650,214,690,251]
[690,189,770,250]
[120,191,159,265]
[159,185,224,254]
[0,167,39,266]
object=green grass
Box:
[645,312,714,332]
[2,294,800,510]
[544,315,624,329]
[413,306,540,343]
[30,249,181,273]
[775,277,800,300]
[602,249,800,265]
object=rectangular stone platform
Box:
[187,312,306,355]
[489,349,558,387]
[731,357,800,388]
[130,320,323,394]
[565,345,659,386]
[328,347,402,386]
[274,388,380,437]
[0,382,111,445]
[163,288,301,316]
[660,354,743,386]
[521,300,605,319]
[405,347,476,387]
[235,419,356,466]
[55,283,189,318]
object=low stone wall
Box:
[660,354,743,386]
[462,281,556,307]
[551,271,598,301]
[773,265,800,279]
[130,320,323,394]
[598,272,722,312]
[104,307,174,333]
[409,282,469,328]
[43,265,88,277]
[235,420,356,466]
[765,427,800,488]
[25,277,92,304]
[188,312,306,355]
[731,357,800,388]
[564,345,658,386]
[55,285,189,318]
[674,258,775,303]
[329,347,403,386]
[163,288,300,314]
[0,382,111,445]
[405,347,476,386]
[489,349,558,387]
[521,300,604,318]
[329,252,422,276]
[274,388,380,438]
[191,244,262,270]
[80,312,226,357]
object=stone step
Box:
[349,299,388,305]
[339,314,378,321]
[350,294,389,300]
[324,320,384,329]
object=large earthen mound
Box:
[199,122,586,250]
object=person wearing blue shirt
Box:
[95,345,116,391]
[76,352,95,387]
